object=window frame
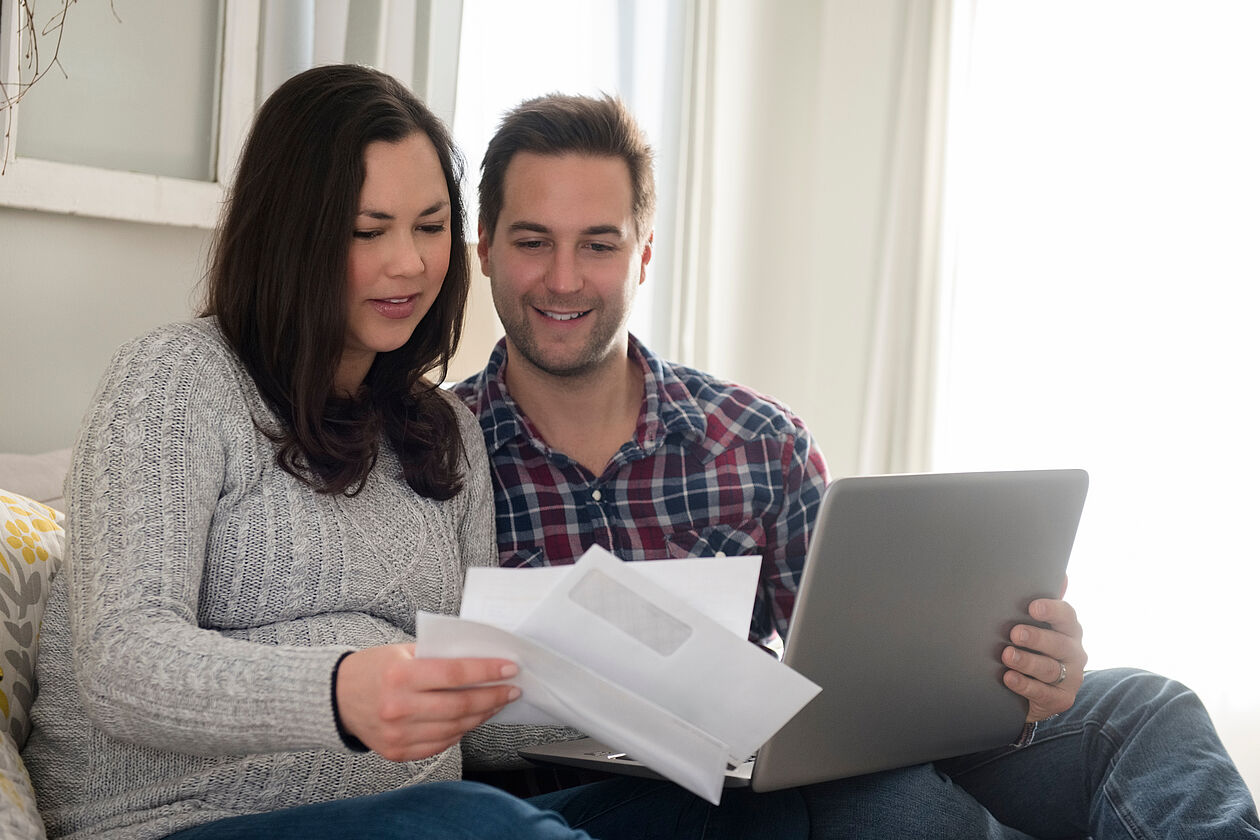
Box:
[0,0,259,229]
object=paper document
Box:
[414,547,821,804]
[460,554,763,636]
[457,553,764,727]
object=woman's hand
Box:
[335,644,521,762]
[1001,596,1088,723]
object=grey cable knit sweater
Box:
[23,319,561,839]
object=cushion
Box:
[0,732,45,838]
[0,490,64,748]
[0,450,72,512]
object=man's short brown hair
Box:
[478,93,656,243]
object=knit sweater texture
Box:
[23,319,556,839]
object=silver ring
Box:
[1053,660,1068,685]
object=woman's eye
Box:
[417,223,447,234]
[353,229,382,240]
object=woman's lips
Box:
[371,294,418,319]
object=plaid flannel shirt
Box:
[452,336,829,643]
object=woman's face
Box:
[337,131,452,394]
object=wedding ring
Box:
[1053,659,1068,685]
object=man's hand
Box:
[335,644,522,762]
[1001,597,1087,722]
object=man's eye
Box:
[589,242,616,253]
[517,239,546,250]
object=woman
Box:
[23,65,589,840]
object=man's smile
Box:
[537,308,591,321]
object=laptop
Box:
[518,469,1089,793]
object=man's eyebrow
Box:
[358,200,450,221]
[505,221,626,237]
[581,224,627,237]
[506,221,550,235]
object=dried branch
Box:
[1,0,78,175]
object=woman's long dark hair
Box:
[202,65,470,499]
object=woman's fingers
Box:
[335,644,522,761]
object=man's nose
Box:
[544,249,581,294]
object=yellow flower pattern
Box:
[1,494,58,574]
[0,489,64,747]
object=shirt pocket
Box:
[498,547,547,568]
[664,521,766,559]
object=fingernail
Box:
[1015,627,1030,644]
[500,663,519,679]
[508,687,522,701]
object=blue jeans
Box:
[169,668,1258,839]
[163,781,593,839]
[534,668,1260,839]
[529,763,1032,839]
[939,667,1260,839]
[165,766,1022,840]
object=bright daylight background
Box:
[933,0,1260,787]
[455,0,1260,794]
[453,0,675,346]
[1,0,1256,803]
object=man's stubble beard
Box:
[508,311,623,379]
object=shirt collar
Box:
[633,336,708,454]
[475,335,708,457]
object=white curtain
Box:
[255,0,438,111]
[854,0,951,475]
[668,0,1259,795]
[668,0,948,478]
[932,0,1260,793]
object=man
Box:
[454,94,1260,838]
[456,100,822,650]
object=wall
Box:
[0,208,211,452]
[0,216,500,454]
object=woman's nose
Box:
[391,235,426,277]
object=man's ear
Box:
[477,222,492,276]
[638,232,654,286]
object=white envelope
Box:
[414,546,821,803]
[513,546,819,763]
[414,612,731,804]
[461,554,763,636]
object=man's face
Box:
[479,152,651,380]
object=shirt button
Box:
[714,551,726,558]
[591,489,603,501]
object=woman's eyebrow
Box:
[357,200,450,221]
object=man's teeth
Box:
[543,310,584,321]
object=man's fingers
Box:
[1003,645,1070,684]
[1029,598,1082,637]
[1010,624,1071,663]
[1002,667,1074,720]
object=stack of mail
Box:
[414,546,820,803]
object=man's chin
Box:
[528,356,599,379]
[514,344,604,380]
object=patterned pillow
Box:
[0,731,45,838]
[0,490,64,749]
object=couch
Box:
[0,448,72,839]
